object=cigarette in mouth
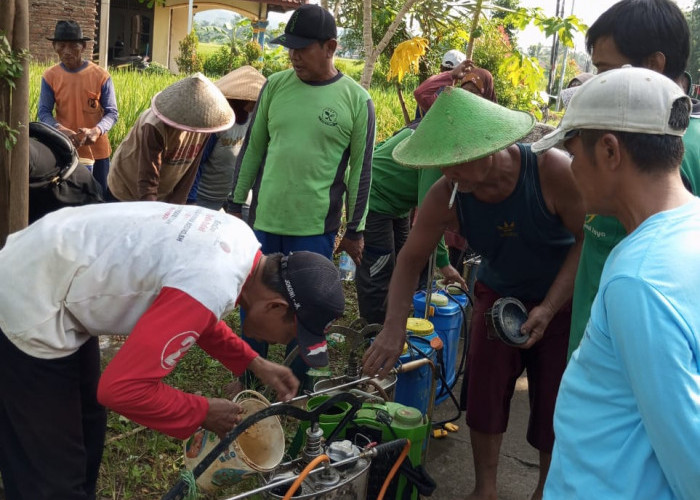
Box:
[448,182,458,209]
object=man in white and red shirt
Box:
[0,202,344,500]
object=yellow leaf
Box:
[388,37,429,82]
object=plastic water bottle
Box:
[338,251,356,281]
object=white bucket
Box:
[183,390,285,491]
[78,157,94,173]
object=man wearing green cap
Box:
[363,87,585,500]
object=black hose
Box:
[421,288,471,419]
[444,288,472,381]
[162,392,362,500]
[405,336,461,427]
[371,437,409,460]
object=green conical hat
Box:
[392,87,536,169]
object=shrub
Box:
[175,31,203,74]
[143,62,171,76]
[335,58,363,82]
[202,45,240,77]
[243,40,263,65]
[260,45,290,77]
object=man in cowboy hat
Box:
[0,201,344,499]
[38,20,119,195]
[189,65,266,214]
[363,88,585,500]
[107,73,234,204]
[532,66,700,500]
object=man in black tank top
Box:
[363,87,585,500]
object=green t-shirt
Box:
[233,69,375,237]
[368,127,449,267]
[569,117,700,359]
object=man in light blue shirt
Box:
[532,67,700,500]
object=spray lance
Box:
[162,359,432,500]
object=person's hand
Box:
[450,60,475,84]
[518,302,555,349]
[56,125,83,148]
[201,397,244,439]
[224,200,243,219]
[362,324,405,379]
[336,235,363,266]
[438,264,467,289]
[247,356,299,401]
[78,126,102,145]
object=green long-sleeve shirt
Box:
[368,126,450,267]
[232,69,375,238]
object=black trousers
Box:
[356,211,410,324]
[0,331,106,500]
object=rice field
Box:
[28,59,409,149]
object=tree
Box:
[491,0,521,42]
[504,6,587,96]
[360,0,423,88]
[0,0,29,248]
[176,30,203,74]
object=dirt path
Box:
[425,374,540,500]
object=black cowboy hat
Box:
[47,20,91,42]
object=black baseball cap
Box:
[270,4,337,49]
[279,251,344,367]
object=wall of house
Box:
[152,0,270,72]
[29,0,98,63]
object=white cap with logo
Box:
[441,49,466,69]
[532,66,691,154]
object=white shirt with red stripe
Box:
[0,202,262,438]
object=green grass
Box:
[95,280,361,499]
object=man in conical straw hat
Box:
[107,73,235,204]
[362,87,585,500]
[188,65,267,212]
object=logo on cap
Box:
[307,341,328,357]
[284,278,301,310]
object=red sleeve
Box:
[414,72,454,114]
[97,287,256,439]
[197,319,259,374]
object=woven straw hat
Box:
[151,73,235,133]
[215,65,266,101]
[393,87,535,169]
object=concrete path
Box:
[424,374,540,500]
